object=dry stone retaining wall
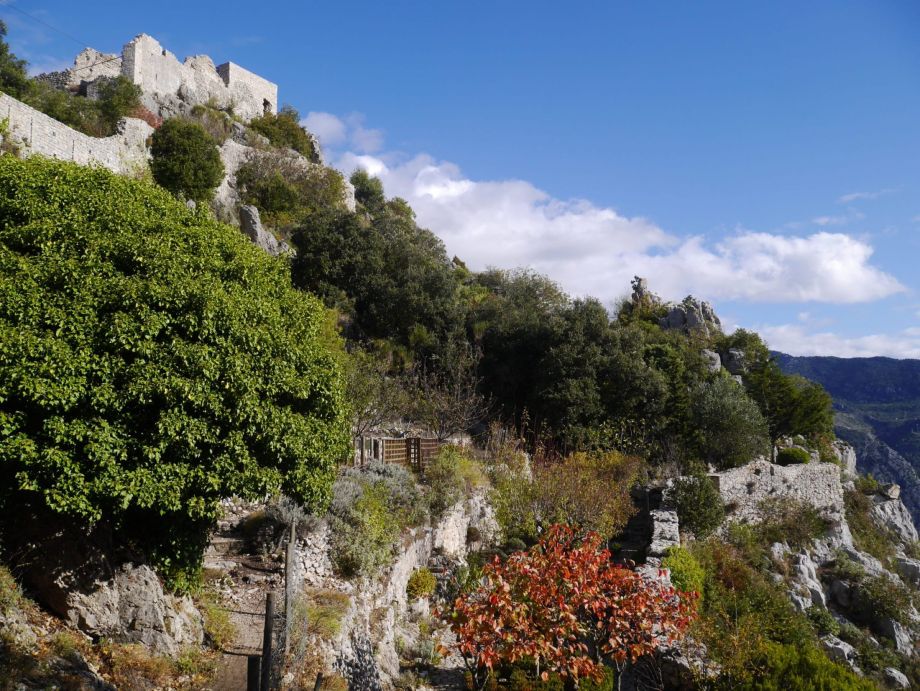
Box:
[714,458,845,523]
[0,92,152,175]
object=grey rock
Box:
[821,635,857,666]
[701,349,722,373]
[897,556,920,585]
[883,483,903,500]
[239,204,292,257]
[884,667,910,689]
[731,374,744,385]
[830,578,852,609]
[724,348,747,375]
[871,497,919,544]
[659,296,723,337]
[647,510,680,557]
[876,617,914,656]
[832,440,858,476]
[792,552,826,607]
[65,563,203,655]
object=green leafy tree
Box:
[96,75,142,130]
[150,118,225,202]
[670,474,725,538]
[692,377,770,469]
[745,361,834,458]
[0,157,349,587]
[0,21,29,99]
[249,105,317,160]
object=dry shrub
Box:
[531,450,643,538]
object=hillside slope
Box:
[775,353,920,521]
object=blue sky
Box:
[4,0,920,357]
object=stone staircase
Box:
[206,500,284,690]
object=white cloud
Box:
[759,323,920,359]
[302,112,383,154]
[301,112,348,148]
[313,112,904,309]
[837,188,898,204]
[339,152,903,305]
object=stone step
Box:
[206,536,246,557]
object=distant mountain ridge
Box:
[775,352,920,523]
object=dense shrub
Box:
[776,447,811,466]
[854,474,881,494]
[670,474,725,538]
[248,105,318,160]
[851,574,914,626]
[757,497,830,550]
[237,149,344,229]
[424,446,487,517]
[692,377,770,469]
[150,118,224,202]
[751,641,877,691]
[490,450,642,543]
[806,605,840,637]
[406,568,437,599]
[662,546,705,600]
[327,462,427,577]
[0,158,348,588]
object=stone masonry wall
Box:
[713,458,845,523]
[216,62,278,120]
[0,93,152,175]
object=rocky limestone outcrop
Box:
[647,510,680,562]
[723,348,747,376]
[701,349,722,374]
[832,439,858,476]
[871,491,919,544]
[240,205,292,257]
[5,508,203,657]
[660,296,722,337]
[295,492,497,689]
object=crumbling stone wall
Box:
[41,34,278,124]
[0,93,152,175]
[713,458,845,523]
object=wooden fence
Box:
[360,436,445,472]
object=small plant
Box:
[662,546,705,601]
[198,591,235,650]
[806,605,840,636]
[0,565,23,615]
[670,473,725,538]
[844,489,898,566]
[425,445,488,518]
[855,474,881,495]
[406,568,437,600]
[776,447,811,465]
[757,496,830,550]
[466,525,482,544]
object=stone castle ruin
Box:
[36,34,277,122]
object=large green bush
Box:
[662,546,705,598]
[150,118,225,202]
[776,447,811,466]
[0,157,349,587]
[424,445,487,518]
[692,377,770,469]
[670,474,725,538]
[248,106,318,161]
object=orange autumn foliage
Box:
[446,524,695,687]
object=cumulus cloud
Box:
[303,112,383,154]
[759,323,920,359]
[338,152,903,305]
[309,112,904,308]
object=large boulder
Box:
[6,508,203,656]
[871,495,919,544]
[723,348,747,376]
[239,204,292,257]
[660,296,722,337]
[701,349,722,373]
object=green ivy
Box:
[0,157,349,587]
